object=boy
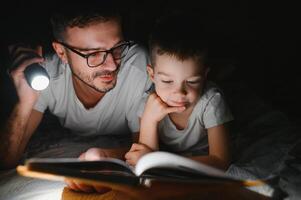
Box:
[125,13,233,170]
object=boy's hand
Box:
[65,148,112,193]
[125,143,153,166]
[143,93,185,123]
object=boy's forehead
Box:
[154,53,207,71]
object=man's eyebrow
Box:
[75,40,124,52]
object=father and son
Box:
[0,2,233,192]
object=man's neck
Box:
[72,76,105,109]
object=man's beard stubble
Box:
[71,66,120,93]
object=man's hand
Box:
[65,148,113,193]
[8,44,44,105]
[125,143,153,166]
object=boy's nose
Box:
[173,84,187,96]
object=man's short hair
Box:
[50,1,122,41]
[149,12,209,67]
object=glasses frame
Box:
[57,41,133,68]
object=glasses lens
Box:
[87,42,131,67]
[112,43,129,60]
[87,51,106,67]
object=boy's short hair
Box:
[50,1,122,42]
[149,12,208,67]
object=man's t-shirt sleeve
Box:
[33,86,49,113]
[125,46,152,133]
[202,93,233,129]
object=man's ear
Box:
[52,42,68,63]
[146,64,155,82]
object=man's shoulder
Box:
[122,43,149,73]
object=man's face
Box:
[63,19,123,93]
[149,54,208,111]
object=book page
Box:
[134,151,233,179]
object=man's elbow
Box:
[0,155,19,170]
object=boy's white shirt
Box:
[34,44,151,136]
[137,81,233,154]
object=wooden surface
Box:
[17,166,272,200]
[62,188,134,200]
[61,181,273,200]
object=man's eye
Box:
[161,80,173,84]
[89,51,103,57]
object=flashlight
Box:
[24,63,50,91]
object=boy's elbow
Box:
[213,156,231,171]
[219,160,231,171]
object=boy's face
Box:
[53,19,123,93]
[148,54,208,110]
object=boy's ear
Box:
[52,42,68,64]
[146,64,155,82]
[204,67,210,79]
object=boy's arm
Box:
[139,118,159,150]
[187,124,231,171]
[139,93,185,150]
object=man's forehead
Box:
[63,20,123,50]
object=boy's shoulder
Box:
[201,81,224,101]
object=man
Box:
[0,1,149,175]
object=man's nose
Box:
[101,53,118,71]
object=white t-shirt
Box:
[34,44,151,137]
[137,82,233,154]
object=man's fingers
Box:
[9,57,44,76]
[7,44,44,74]
[78,152,86,160]
[84,148,106,161]
[93,185,111,194]
[36,45,43,57]
[65,179,82,192]
[65,178,111,193]
[75,182,95,193]
[8,44,29,54]
[9,46,41,61]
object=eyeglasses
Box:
[57,41,133,68]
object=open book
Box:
[17,151,263,188]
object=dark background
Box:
[0,0,300,125]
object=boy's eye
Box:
[161,80,173,84]
[187,81,200,84]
